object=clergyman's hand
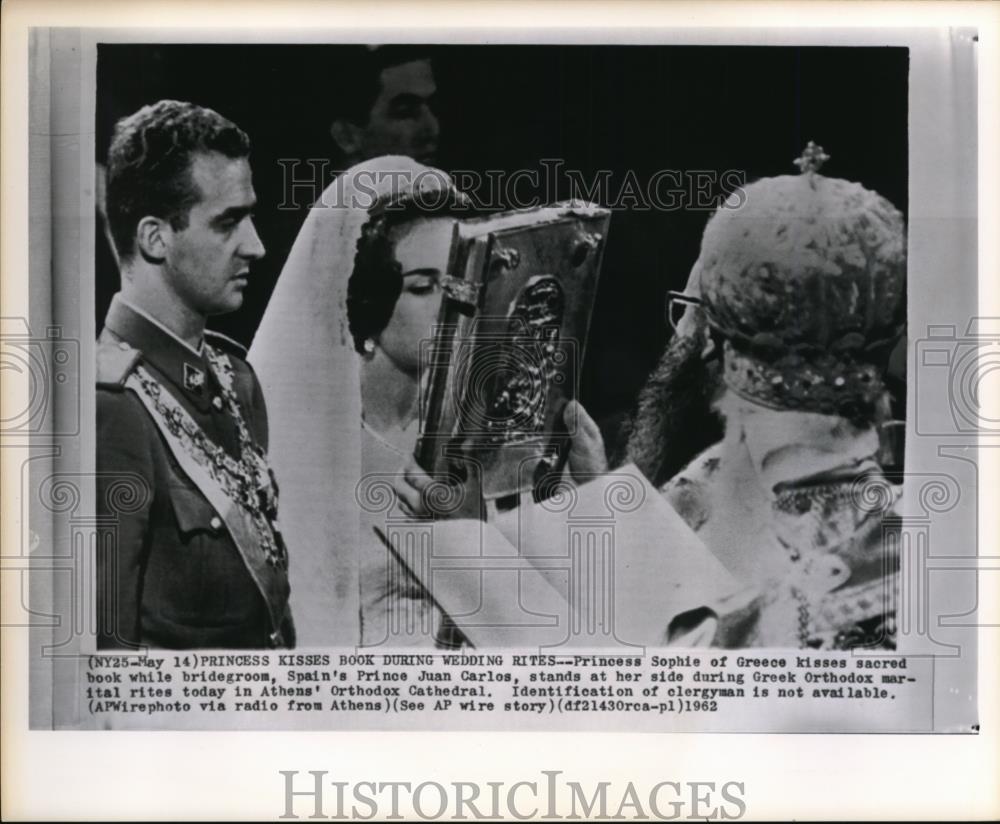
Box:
[563,400,608,485]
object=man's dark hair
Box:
[347,191,467,354]
[105,99,250,261]
[329,45,436,126]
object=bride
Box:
[250,156,609,648]
[250,156,470,647]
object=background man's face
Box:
[361,58,440,163]
[163,151,265,317]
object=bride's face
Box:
[376,216,454,375]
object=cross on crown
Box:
[793,141,830,174]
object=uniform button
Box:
[821,558,850,591]
[118,342,130,351]
[212,396,224,411]
[209,516,223,531]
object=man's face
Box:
[163,151,265,317]
[361,59,440,164]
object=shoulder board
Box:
[96,339,143,390]
[205,329,248,359]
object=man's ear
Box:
[330,118,363,158]
[135,215,169,263]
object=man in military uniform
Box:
[97,100,293,649]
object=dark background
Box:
[96,44,908,445]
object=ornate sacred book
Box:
[417,202,611,505]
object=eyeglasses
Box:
[666,290,704,334]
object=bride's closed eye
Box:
[403,272,440,295]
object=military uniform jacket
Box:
[96,296,294,649]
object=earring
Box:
[363,339,375,355]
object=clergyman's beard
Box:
[616,329,723,488]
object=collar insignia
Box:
[183,362,206,393]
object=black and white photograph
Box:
[90,41,911,656]
[2,1,998,820]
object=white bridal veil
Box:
[249,156,463,647]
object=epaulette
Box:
[96,339,143,390]
[205,329,248,360]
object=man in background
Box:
[328,45,441,166]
